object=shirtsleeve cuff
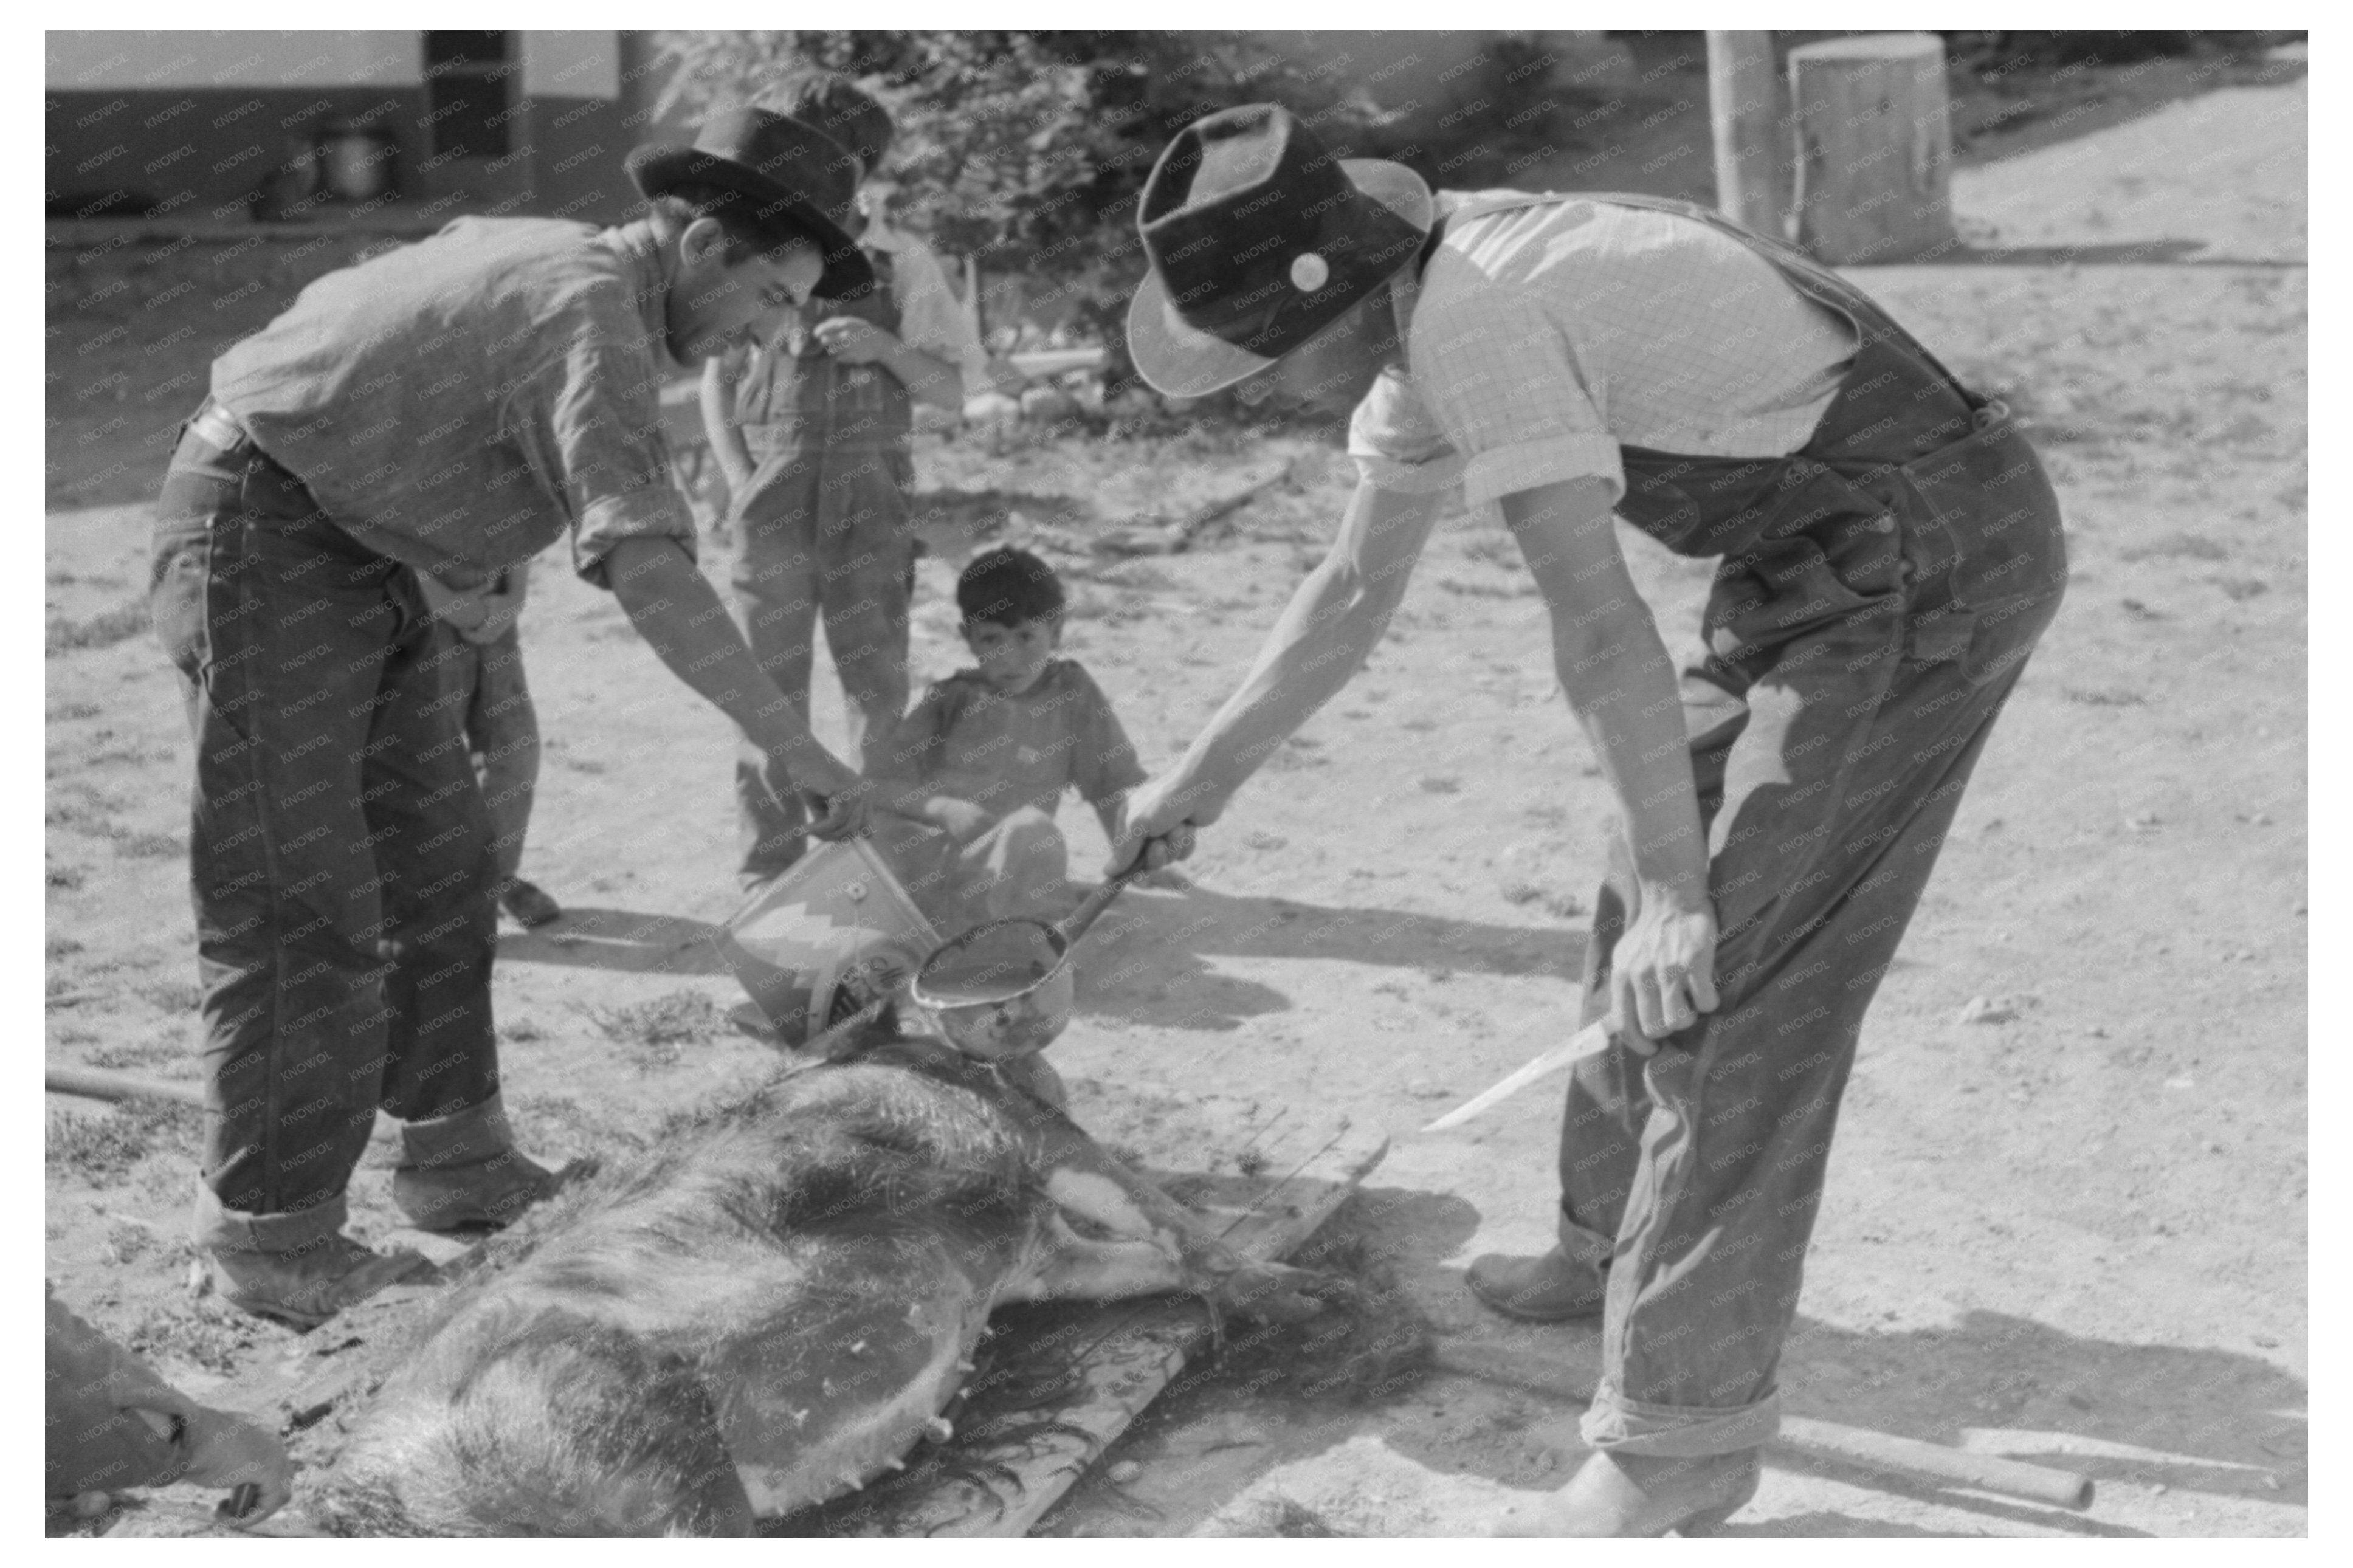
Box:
[571,486,698,588]
[1459,433,1625,510]
[1351,450,1467,497]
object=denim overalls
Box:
[1507,193,2069,1456]
[728,249,920,882]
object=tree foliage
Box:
[653,32,1361,353]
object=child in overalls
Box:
[699,72,982,889]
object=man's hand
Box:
[1106,774,1212,875]
[758,750,869,842]
[1608,891,1721,1055]
[924,796,995,846]
[413,571,494,638]
[811,316,895,365]
[180,1406,294,1524]
[456,572,524,646]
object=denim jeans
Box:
[150,424,501,1253]
[728,440,918,884]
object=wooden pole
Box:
[1430,1340,2095,1511]
[1707,30,1790,240]
[46,1064,204,1108]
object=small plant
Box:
[585,989,725,1070]
[48,1112,151,1185]
[46,600,151,654]
[115,831,183,859]
[135,978,203,1013]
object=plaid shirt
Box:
[1349,192,1858,512]
[211,217,694,591]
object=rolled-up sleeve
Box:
[1401,284,1625,510]
[509,317,698,590]
[1348,368,1466,497]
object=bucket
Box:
[317,124,398,202]
[712,839,941,1047]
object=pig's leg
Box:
[998,1211,1193,1304]
[1001,1090,1323,1322]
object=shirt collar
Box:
[598,220,674,352]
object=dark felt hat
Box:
[625,107,873,299]
[1128,104,1432,397]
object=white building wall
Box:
[523,32,619,99]
[45,30,424,89]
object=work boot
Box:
[1466,1245,1606,1322]
[191,1233,434,1330]
[498,878,563,928]
[393,1148,566,1233]
[1493,1447,1760,1536]
[391,1093,565,1233]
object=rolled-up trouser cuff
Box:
[190,1176,348,1254]
[398,1091,516,1171]
[1557,1205,1616,1274]
[1579,1380,1781,1457]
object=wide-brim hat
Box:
[1128,104,1432,398]
[625,107,874,300]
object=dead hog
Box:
[316,1035,1325,1535]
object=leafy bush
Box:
[649,32,1629,393]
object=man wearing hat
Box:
[1112,104,2065,1534]
[150,109,880,1327]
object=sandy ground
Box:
[44,52,2306,1537]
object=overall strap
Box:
[1582,191,1979,404]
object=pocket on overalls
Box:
[1708,465,1909,669]
[1895,404,2069,683]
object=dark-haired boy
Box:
[869,547,1159,936]
[700,70,984,889]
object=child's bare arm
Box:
[1091,788,1128,846]
[697,355,755,492]
[811,317,965,411]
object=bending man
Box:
[1112,105,2065,1535]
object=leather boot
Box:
[191,1233,433,1330]
[1466,1245,1605,1322]
[391,1093,563,1233]
[1494,1448,1762,1536]
[497,878,563,928]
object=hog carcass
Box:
[316,1035,1324,1536]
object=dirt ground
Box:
[44,47,2306,1538]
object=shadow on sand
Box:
[1072,884,1588,1033]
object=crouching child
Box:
[870,547,1146,936]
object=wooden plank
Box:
[794,1113,1388,1538]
